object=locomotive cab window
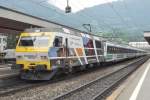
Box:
[82,37,94,48]
[53,36,63,47]
[18,36,49,47]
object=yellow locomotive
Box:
[15,28,146,80]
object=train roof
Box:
[24,28,146,52]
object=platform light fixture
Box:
[65,0,71,13]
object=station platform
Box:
[107,58,150,100]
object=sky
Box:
[48,0,119,13]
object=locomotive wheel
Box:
[64,65,74,74]
[80,65,86,71]
[87,64,94,68]
[20,69,58,80]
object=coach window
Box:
[109,46,113,53]
[107,46,111,53]
[115,48,117,53]
[110,47,112,53]
[121,48,123,53]
[53,36,63,47]
[3,38,7,43]
[88,39,93,48]
[83,37,94,48]
[85,49,95,56]
[112,47,114,53]
[117,48,119,53]
[119,48,121,53]
[95,40,101,48]
[115,47,117,53]
[126,49,128,53]
[127,49,129,53]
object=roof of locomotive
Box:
[24,28,106,40]
[25,27,70,33]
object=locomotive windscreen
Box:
[19,36,49,47]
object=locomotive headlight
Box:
[41,56,48,60]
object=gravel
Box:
[0,58,142,100]
[54,58,144,100]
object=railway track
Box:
[0,56,148,98]
[53,56,149,100]
[0,75,65,97]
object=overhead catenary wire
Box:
[73,1,119,33]
[122,0,144,32]
[65,1,123,41]
[30,0,146,42]
[29,0,128,42]
[106,0,131,29]
[72,0,132,35]
[31,0,107,33]
[29,0,131,35]
[29,0,87,29]
[70,2,106,31]
[72,2,121,40]
[47,0,106,31]
[32,0,137,30]
[35,0,112,33]
[33,0,121,34]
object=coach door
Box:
[65,38,69,58]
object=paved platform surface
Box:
[107,59,150,100]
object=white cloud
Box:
[48,0,118,13]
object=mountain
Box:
[71,0,149,42]
[39,0,147,42]
[1,0,148,42]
